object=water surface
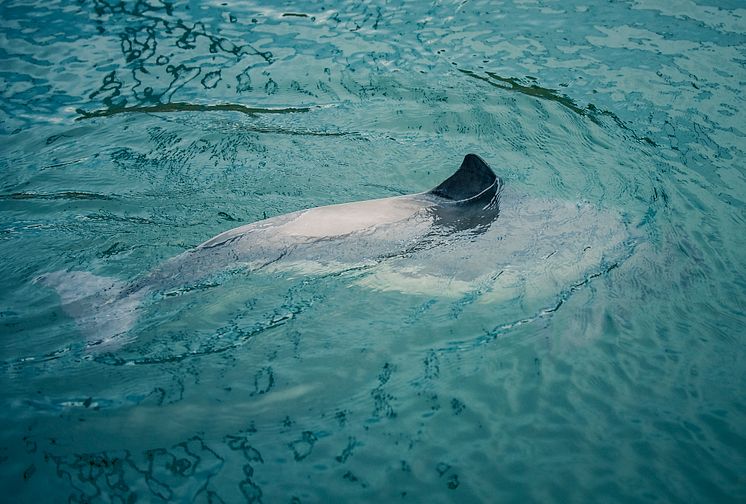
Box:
[1,0,745,502]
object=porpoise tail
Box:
[37,271,144,351]
[34,154,630,350]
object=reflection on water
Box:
[1,0,745,502]
[76,102,315,120]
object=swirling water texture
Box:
[1,0,745,502]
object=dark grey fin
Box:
[429,154,499,202]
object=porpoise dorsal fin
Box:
[428,154,499,202]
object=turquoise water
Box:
[1,0,745,501]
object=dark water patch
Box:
[0,191,116,201]
[82,0,274,109]
[335,436,361,463]
[82,211,156,225]
[76,102,314,121]
[98,241,140,258]
[41,435,226,502]
[217,211,240,222]
[288,431,317,461]
[458,68,657,146]
[238,124,359,138]
[458,69,587,116]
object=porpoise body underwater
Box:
[40,154,633,350]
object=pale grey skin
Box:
[43,154,631,348]
[125,153,504,296]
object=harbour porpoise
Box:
[39,154,631,350]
